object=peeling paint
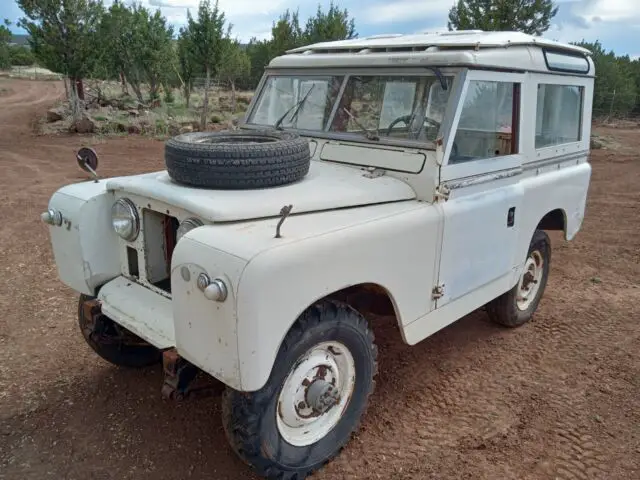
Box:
[443,167,522,191]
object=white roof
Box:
[287,30,591,55]
[269,30,594,75]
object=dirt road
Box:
[0,78,638,480]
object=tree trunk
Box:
[63,77,69,101]
[69,78,82,123]
[130,81,144,106]
[230,80,237,113]
[184,82,191,109]
[149,77,159,101]
[74,77,85,101]
[120,71,128,95]
[201,66,210,131]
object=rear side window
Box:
[535,84,583,148]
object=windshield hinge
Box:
[432,284,445,300]
[363,167,386,179]
[434,184,450,202]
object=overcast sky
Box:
[3,0,638,58]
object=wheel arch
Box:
[241,282,405,392]
[536,208,567,233]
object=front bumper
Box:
[97,276,175,349]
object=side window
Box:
[535,84,583,148]
[450,81,519,163]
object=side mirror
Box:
[76,147,99,182]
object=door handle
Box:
[507,207,516,227]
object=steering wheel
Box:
[386,113,442,138]
[385,114,412,136]
[386,113,460,160]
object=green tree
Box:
[99,1,175,104]
[9,45,36,66]
[631,59,640,115]
[303,2,357,45]
[218,39,250,112]
[572,40,637,118]
[133,6,175,101]
[177,25,200,108]
[243,4,358,90]
[17,0,104,112]
[0,19,11,70]
[244,38,272,89]
[447,0,558,36]
[97,0,133,95]
[270,9,303,58]
[186,0,230,129]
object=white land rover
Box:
[42,31,593,479]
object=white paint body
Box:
[44,31,594,392]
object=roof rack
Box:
[285,31,591,56]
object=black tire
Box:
[486,229,551,327]
[221,301,378,479]
[164,130,311,189]
[78,294,162,368]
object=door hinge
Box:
[432,284,445,300]
[434,185,450,202]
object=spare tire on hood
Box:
[164,130,311,189]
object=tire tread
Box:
[486,229,551,328]
[164,130,311,189]
[221,300,377,479]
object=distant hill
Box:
[10,34,30,46]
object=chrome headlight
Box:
[176,217,204,241]
[111,198,140,241]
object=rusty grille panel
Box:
[136,209,179,294]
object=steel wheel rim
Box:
[517,250,544,311]
[276,341,356,447]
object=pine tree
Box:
[448,0,558,36]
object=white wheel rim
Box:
[517,250,544,311]
[276,341,356,447]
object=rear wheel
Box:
[78,294,162,368]
[221,301,378,479]
[486,229,551,327]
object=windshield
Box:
[250,75,344,131]
[246,72,454,146]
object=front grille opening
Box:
[127,247,140,278]
[143,209,179,293]
[127,246,139,278]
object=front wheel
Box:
[221,301,378,479]
[486,229,551,327]
[78,294,162,368]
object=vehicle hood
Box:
[105,161,416,222]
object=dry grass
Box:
[38,79,254,139]
[0,65,63,81]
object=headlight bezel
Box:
[111,198,140,242]
[176,217,204,242]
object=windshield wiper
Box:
[341,107,379,141]
[274,84,316,130]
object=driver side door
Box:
[435,71,526,308]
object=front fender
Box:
[235,204,441,391]
[171,201,440,392]
[170,235,247,390]
[46,180,120,295]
